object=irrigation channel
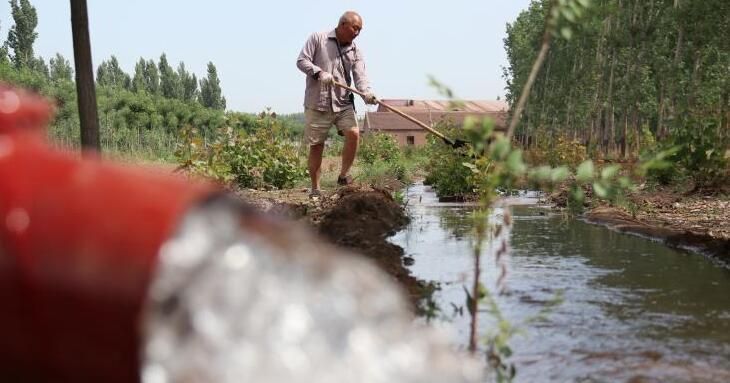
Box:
[390,183,730,383]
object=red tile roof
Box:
[376,99,508,113]
[365,109,507,132]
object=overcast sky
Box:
[0,1,532,114]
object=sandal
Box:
[337,175,353,186]
[309,189,322,199]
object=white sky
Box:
[0,0,532,114]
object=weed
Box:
[358,132,402,164]
[176,118,307,189]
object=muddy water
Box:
[391,184,730,383]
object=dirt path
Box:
[235,185,434,313]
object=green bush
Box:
[524,132,587,169]
[671,116,729,188]
[176,117,307,189]
[358,159,405,184]
[423,123,474,197]
[325,134,344,157]
[643,116,729,188]
[548,136,587,169]
[358,132,402,164]
[644,149,683,186]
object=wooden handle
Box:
[333,81,450,141]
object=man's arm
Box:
[352,47,376,104]
[351,46,371,94]
[296,33,323,77]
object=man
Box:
[296,11,377,197]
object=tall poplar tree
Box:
[6,0,38,69]
[97,55,130,89]
[132,58,146,93]
[0,21,8,63]
[199,62,225,110]
[131,57,159,94]
[158,53,180,99]
[144,59,160,95]
[30,54,47,78]
[177,62,198,103]
[50,52,73,82]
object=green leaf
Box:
[499,346,513,358]
[481,117,495,137]
[551,166,570,182]
[530,165,552,182]
[477,282,487,299]
[490,137,511,161]
[560,26,573,40]
[570,1,584,17]
[550,7,561,20]
[593,182,608,198]
[561,8,576,22]
[571,187,585,203]
[506,150,526,175]
[601,164,620,180]
[618,176,631,188]
[576,160,594,183]
[462,162,479,173]
[462,116,477,131]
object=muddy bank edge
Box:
[583,207,730,267]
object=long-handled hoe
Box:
[333,81,468,149]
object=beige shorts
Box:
[304,107,358,146]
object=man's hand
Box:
[363,92,378,105]
[318,72,334,85]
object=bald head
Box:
[335,11,363,45]
[339,11,362,26]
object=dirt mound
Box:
[319,190,409,239]
[317,190,431,312]
[237,185,433,313]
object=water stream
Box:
[391,184,730,382]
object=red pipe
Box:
[0,85,215,382]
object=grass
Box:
[48,121,180,164]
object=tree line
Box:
[0,0,309,161]
[1,0,226,109]
[96,55,226,111]
[504,0,728,185]
[0,0,234,158]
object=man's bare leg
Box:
[339,128,359,178]
[308,143,325,191]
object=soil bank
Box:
[549,187,730,266]
[236,185,433,312]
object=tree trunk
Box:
[722,88,729,140]
[606,48,616,157]
[688,50,703,109]
[669,0,684,127]
[620,113,628,159]
[657,86,666,139]
[70,0,101,155]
